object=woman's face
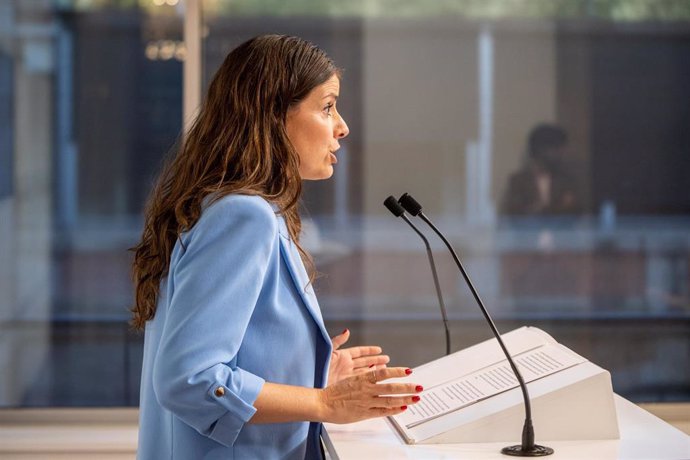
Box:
[286,74,349,180]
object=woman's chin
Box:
[301,167,333,181]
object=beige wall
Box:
[493,24,557,208]
[361,21,478,217]
[360,20,557,217]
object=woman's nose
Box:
[336,114,349,139]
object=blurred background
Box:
[0,0,688,409]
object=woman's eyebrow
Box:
[322,92,339,100]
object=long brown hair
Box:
[130,35,339,330]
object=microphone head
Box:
[398,193,422,216]
[383,196,406,217]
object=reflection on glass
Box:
[0,0,688,408]
[502,123,582,216]
[0,1,182,406]
[202,1,690,403]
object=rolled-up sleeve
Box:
[151,196,276,447]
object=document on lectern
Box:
[397,342,585,428]
[387,326,619,444]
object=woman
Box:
[131,35,421,459]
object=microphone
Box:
[397,192,553,457]
[383,196,451,356]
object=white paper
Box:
[399,343,585,428]
[407,327,559,391]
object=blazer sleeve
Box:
[151,195,276,447]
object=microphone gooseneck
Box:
[397,192,553,457]
[383,196,451,355]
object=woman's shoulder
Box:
[191,194,279,237]
[206,193,274,213]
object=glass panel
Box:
[0,0,182,406]
[202,1,689,402]
[1,0,688,409]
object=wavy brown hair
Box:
[130,35,339,330]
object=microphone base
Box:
[501,444,554,457]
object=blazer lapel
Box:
[277,225,331,347]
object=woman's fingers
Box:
[373,382,422,395]
[347,345,383,359]
[363,368,415,393]
[369,405,409,417]
[320,367,422,424]
[371,396,420,409]
[353,363,387,376]
[362,383,420,398]
[353,354,390,370]
[366,366,413,383]
[330,328,350,350]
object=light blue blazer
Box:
[137,194,332,460]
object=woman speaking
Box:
[131,35,421,459]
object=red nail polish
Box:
[416,385,423,392]
[412,396,420,402]
[400,405,407,410]
[368,363,375,368]
[405,368,412,375]
[342,328,348,334]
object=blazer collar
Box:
[275,214,331,348]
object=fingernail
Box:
[400,405,407,410]
[368,363,375,368]
[415,385,423,392]
[412,396,420,402]
[342,328,348,334]
[405,368,412,375]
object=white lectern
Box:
[388,327,618,444]
[323,327,690,459]
[323,397,690,459]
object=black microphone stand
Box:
[383,196,451,355]
[398,192,553,457]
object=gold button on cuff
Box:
[214,387,225,397]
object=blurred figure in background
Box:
[502,123,582,216]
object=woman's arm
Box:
[152,196,277,447]
[250,367,422,424]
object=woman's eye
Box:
[324,104,334,116]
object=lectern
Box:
[386,327,619,444]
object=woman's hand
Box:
[319,367,423,424]
[327,329,390,385]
